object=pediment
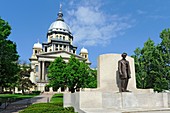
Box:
[37,50,84,60]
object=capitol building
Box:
[29,5,91,92]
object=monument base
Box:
[64,54,170,113]
[64,91,170,113]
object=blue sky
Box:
[0,0,170,67]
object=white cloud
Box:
[65,1,132,46]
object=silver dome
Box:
[48,20,71,34]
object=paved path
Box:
[0,92,54,113]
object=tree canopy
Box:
[17,63,35,94]
[0,18,11,40]
[48,56,97,93]
[48,56,67,90]
[0,18,19,92]
[132,29,170,92]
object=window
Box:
[63,36,65,40]
[60,45,62,50]
[45,47,47,52]
[35,50,37,54]
[35,65,38,72]
[73,50,75,54]
[64,45,66,50]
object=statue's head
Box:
[121,52,127,59]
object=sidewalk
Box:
[0,92,54,113]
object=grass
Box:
[50,93,63,103]
[0,94,38,99]
[19,93,76,113]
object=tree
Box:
[132,29,170,92]
[160,29,170,76]
[0,17,11,40]
[65,56,91,92]
[48,56,67,90]
[86,69,97,88]
[17,63,35,94]
[0,18,19,93]
[132,39,156,89]
[48,56,95,93]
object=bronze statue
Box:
[118,53,131,92]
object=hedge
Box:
[19,103,75,113]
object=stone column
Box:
[42,61,45,81]
[15,87,18,93]
[58,44,60,50]
[54,44,56,51]
[38,61,42,81]
[49,87,53,92]
[52,44,54,51]
[44,62,47,81]
[62,45,64,50]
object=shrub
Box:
[32,91,41,95]
[19,103,75,113]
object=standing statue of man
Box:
[118,53,131,92]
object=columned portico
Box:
[38,61,47,82]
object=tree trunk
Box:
[0,86,4,93]
[13,88,15,94]
[0,86,2,93]
[70,88,75,93]
[22,85,25,94]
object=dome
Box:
[48,21,71,34]
[47,4,72,35]
[33,42,42,49]
[80,47,88,53]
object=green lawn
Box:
[50,93,63,103]
[19,93,76,113]
[0,94,38,104]
[0,94,38,99]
